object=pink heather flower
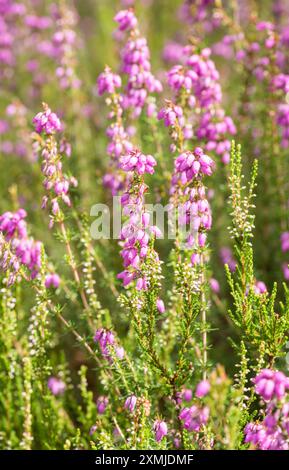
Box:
[153,420,168,442]
[33,105,61,134]
[174,148,214,183]
[116,12,162,117]
[158,101,184,128]
[210,278,220,293]
[94,328,124,362]
[97,66,122,95]
[254,281,267,295]
[254,369,289,401]
[156,299,165,313]
[179,405,209,432]
[0,209,42,279]
[120,149,156,175]
[14,238,42,278]
[45,273,60,289]
[0,209,27,240]
[124,395,137,412]
[195,380,210,398]
[94,328,115,358]
[96,396,109,414]
[182,388,193,402]
[114,9,138,31]
[191,253,201,265]
[47,377,66,395]
[245,416,289,450]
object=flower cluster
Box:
[179,404,209,432]
[33,104,77,226]
[117,149,159,289]
[51,5,81,90]
[0,209,41,281]
[48,377,66,396]
[96,67,132,196]
[170,147,214,257]
[33,106,61,135]
[162,45,236,163]
[93,328,124,362]
[153,420,168,442]
[115,9,162,118]
[254,369,289,401]
[0,232,20,285]
[124,395,137,413]
[97,66,122,96]
[245,369,289,450]
[120,149,156,175]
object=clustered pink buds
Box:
[114,9,162,118]
[33,105,61,134]
[33,105,78,226]
[153,420,168,442]
[114,9,138,32]
[170,147,214,258]
[0,209,27,240]
[254,369,289,401]
[162,44,235,162]
[120,149,156,175]
[94,328,124,362]
[97,66,122,96]
[117,149,159,289]
[179,404,209,432]
[0,209,42,282]
[173,148,214,183]
[158,101,184,128]
[245,369,289,450]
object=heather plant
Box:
[1,0,289,453]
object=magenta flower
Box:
[96,396,109,414]
[94,328,124,362]
[210,278,220,293]
[153,420,168,442]
[47,377,66,396]
[254,369,289,401]
[195,380,210,398]
[0,209,27,241]
[114,9,138,31]
[179,405,209,432]
[120,149,156,175]
[45,273,60,289]
[156,299,165,314]
[97,66,121,95]
[33,105,61,134]
[254,281,267,295]
[182,388,193,402]
[124,395,137,413]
